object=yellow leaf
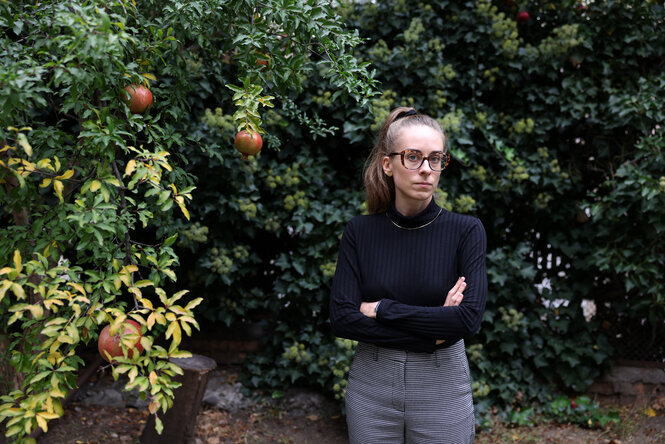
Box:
[125,265,139,273]
[39,178,52,188]
[128,287,142,298]
[36,414,48,432]
[27,304,44,319]
[50,387,67,400]
[147,312,156,329]
[43,241,55,257]
[55,169,74,180]
[179,316,197,326]
[53,180,64,203]
[58,331,74,344]
[169,350,193,359]
[90,180,101,192]
[162,269,176,281]
[128,366,138,383]
[149,370,158,386]
[0,267,12,275]
[119,273,131,287]
[140,297,154,310]
[8,311,22,325]
[36,158,53,170]
[49,339,61,355]
[140,336,153,351]
[178,202,190,220]
[13,249,21,273]
[646,407,657,417]
[155,312,166,325]
[165,320,176,339]
[38,412,59,420]
[171,322,182,346]
[181,321,191,336]
[125,159,136,176]
[11,282,26,300]
[67,282,86,295]
[54,156,61,172]
[133,281,153,291]
[17,133,32,157]
[170,290,189,304]
[142,73,157,81]
[185,297,203,310]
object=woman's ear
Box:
[382,156,393,177]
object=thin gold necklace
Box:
[386,207,443,230]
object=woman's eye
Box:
[406,154,420,162]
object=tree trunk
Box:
[140,354,216,444]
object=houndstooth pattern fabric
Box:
[345,340,475,444]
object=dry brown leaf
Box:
[652,397,665,411]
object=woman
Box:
[329,107,487,443]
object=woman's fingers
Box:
[444,277,466,307]
[447,276,466,296]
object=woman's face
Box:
[382,124,444,214]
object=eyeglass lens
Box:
[403,151,448,171]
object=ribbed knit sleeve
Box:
[329,200,487,353]
[329,220,437,353]
[375,218,487,339]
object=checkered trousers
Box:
[345,340,475,444]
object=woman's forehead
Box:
[393,125,445,150]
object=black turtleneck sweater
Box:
[329,198,487,353]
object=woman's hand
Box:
[437,279,465,344]
[360,301,379,319]
[444,277,466,307]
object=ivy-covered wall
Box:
[173,0,665,417]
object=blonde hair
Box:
[363,107,446,214]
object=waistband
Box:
[355,340,465,367]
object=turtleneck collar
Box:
[386,198,441,229]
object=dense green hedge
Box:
[170,0,665,419]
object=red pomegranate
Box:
[123,84,153,114]
[98,319,143,362]
[517,11,530,24]
[234,130,263,159]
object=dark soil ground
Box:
[36,366,665,444]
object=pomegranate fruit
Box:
[123,84,153,114]
[234,130,263,159]
[517,11,530,24]
[98,319,143,362]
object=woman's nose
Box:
[419,160,433,174]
